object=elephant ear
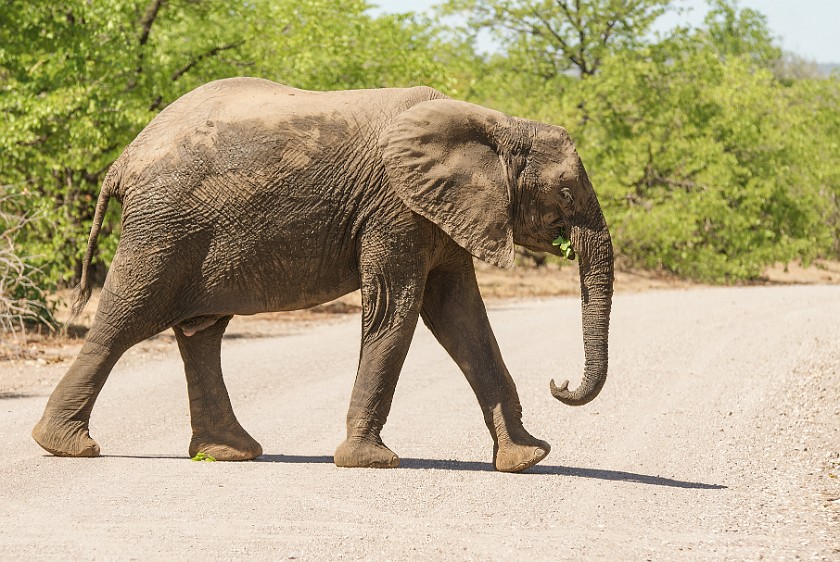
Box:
[379,99,515,268]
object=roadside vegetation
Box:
[1,0,839,334]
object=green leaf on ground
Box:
[191,452,217,462]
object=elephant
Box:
[32,77,614,473]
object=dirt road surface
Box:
[1,285,839,560]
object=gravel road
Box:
[1,286,839,560]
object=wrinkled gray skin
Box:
[33,78,614,473]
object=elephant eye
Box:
[560,187,574,206]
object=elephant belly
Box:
[203,243,362,316]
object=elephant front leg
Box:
[334,324,417,468]
[421,257,550,473]
[174,316,262,461]
[334,240,426,468]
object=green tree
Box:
[245,2,456,91]
[569,27,834,280]
[0,0,253,288]
[442,0,672,78]
[701,0,781,67]
[788,76,840,256]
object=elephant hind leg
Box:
[32,288,173,457]
[174,316,262,461]
[31,338,118,457]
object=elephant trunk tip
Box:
[550,378,602,406]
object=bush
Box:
[0,192,58,339]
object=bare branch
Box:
[170,42,244,82]
[127,0,166,92]
[553,0,576,25]
[0,197,58,342]
[530,8,583,69]
[149,41,245,111]
[139,0,165,47]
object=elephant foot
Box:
[32,415,100,457]
[189,428,263,461]
[494,437,550,473]
[334,437,400,468]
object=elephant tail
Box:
[70,161,120,320]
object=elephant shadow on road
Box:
[257,454,726,490]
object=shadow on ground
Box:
[256,454,726,489]
[0,390,41,399]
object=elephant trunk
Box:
[550,217,614,406]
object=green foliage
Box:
[441,0,672,77]
[552,232,575,260]
[567,28,835,281]
[701,0,782,67]
[1,1,142,287]
[190,452,216,462]
[246,1,456,91]
[1,0,838,291]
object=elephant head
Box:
[380,99,614,406]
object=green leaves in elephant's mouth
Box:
[552,230,576,260]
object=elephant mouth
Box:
[550,222,569,240]
[551,224,575,260]
[547,219,575,260]
[516,215,574,257]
